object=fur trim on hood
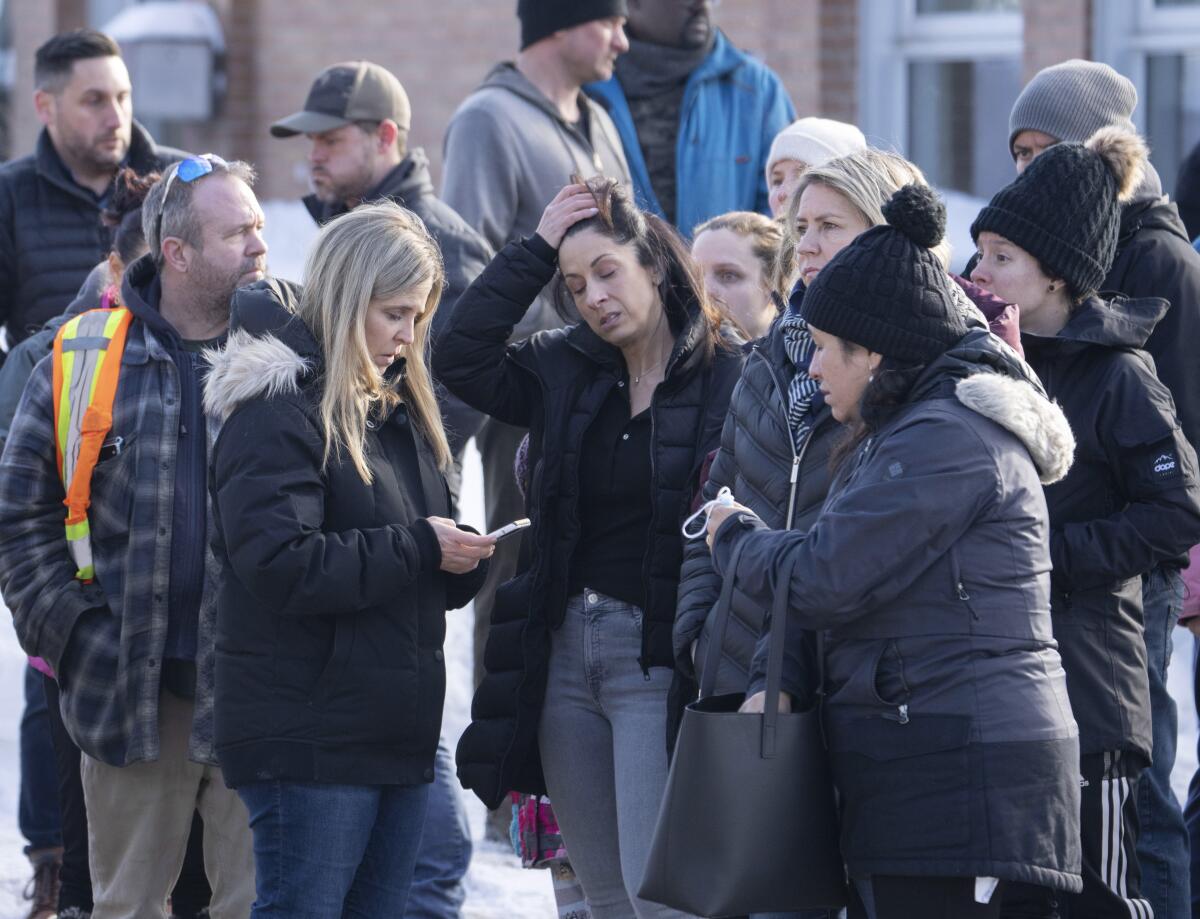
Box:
[955,372,1075,484]
[203,328,308,423]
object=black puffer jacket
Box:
[303,148,493,455]
[205,280,486,787]
[718,330,1083,890]
[0,123,183,345]
[1102,195,1200,453]
[433,235,744,808]
[1022,295,1200,759]
[674,324,838,696]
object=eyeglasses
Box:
[156,153,229,243]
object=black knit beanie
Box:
[971,127,1147,296]
[800,184,968,364]
[518,0,628,50]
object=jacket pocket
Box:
[871,641,911,707]
[830,713,972,858]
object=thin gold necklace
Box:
[631,355,667,385]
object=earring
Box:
[868,373,875,383]
[1047,283,1057,292]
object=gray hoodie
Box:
[441,64,631,339]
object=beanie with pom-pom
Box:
[800,183,969,363]
[970,127,1148,296]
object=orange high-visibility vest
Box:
[50,307,133,582]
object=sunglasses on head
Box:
[156,153,230,242]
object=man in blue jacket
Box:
[586,0,795,234]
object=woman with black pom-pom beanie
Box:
[971,127,1200,919]
[703,184,1084,916]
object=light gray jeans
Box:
[538,589,696,919]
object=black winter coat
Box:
[1102,196,1200,453]
[1022,296,1200,758]
[718,331,1083,890]
[303,148,494,455]
[674,324,837,696]
[0,123,183,345]
[205,280,486,787]
[433,235,744,808]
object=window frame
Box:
[859,0,1023,155]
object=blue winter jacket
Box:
[586,31,795,234]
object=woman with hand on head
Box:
[205,202,493,917]
[971,128,1200,918]
[435,178,743,918]
[704,185,1083,918]
[691,210,787,340]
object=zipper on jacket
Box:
[882,703,910,725]
[753,347,809,530]
[949,545,981,621]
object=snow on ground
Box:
[0,200,1194,917]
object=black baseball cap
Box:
[270,61,411,138]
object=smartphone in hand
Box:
[487,518,532,542]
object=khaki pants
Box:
[81,690,254,919]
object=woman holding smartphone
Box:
[205,202,492,917]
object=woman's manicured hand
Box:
[427,517,495,574]
[739,691,793,714]
[704,500,752,550]
[535,183,599,249]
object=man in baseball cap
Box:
[270,60,410,139]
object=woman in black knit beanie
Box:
[971,128,1200,918]
[704,184,1082,917]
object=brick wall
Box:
[1022,0,1091,80]
[5,0,913,200]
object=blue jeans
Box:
[538,590,694,919]
[1186,634,1200,915]
[19,664,61,853]
[1137,567,1190,918]
[238,779,430,919]
[407,737,472,918]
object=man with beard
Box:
[0,157,264,919]
[586,0,795,233]
[269,59,490,918]
[0,29,182,350]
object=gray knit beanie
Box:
[1008,59,1137,155]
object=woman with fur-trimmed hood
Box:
[971,128,1200,917]
[203,202,493,916]
[704,185,1083,915]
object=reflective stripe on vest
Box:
[51,307,133,582]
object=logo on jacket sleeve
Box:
[1153,452,1179,479]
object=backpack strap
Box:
[51,307,133,582]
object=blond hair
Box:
[298,201,449,482]
[787,149,952,269]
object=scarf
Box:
[779,282,822,453]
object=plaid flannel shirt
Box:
[0,318,219,767]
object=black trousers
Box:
[43,674,212,915]
[849,875,1006,918]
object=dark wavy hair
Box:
[831,347,930,469]
[100,167,160,270]
[553,175,730,361]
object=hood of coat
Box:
[907,328,1075,484]
[1024,294,1168,355]
[203,278,313,423]
[302,148,436,225]
[1118,192,1192,249]
[479,63,585,128]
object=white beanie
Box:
[765,117,867,182]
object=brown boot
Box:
[24,846,62,919]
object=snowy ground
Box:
[0,201,1193,917]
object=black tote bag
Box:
[639,542,847,917]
